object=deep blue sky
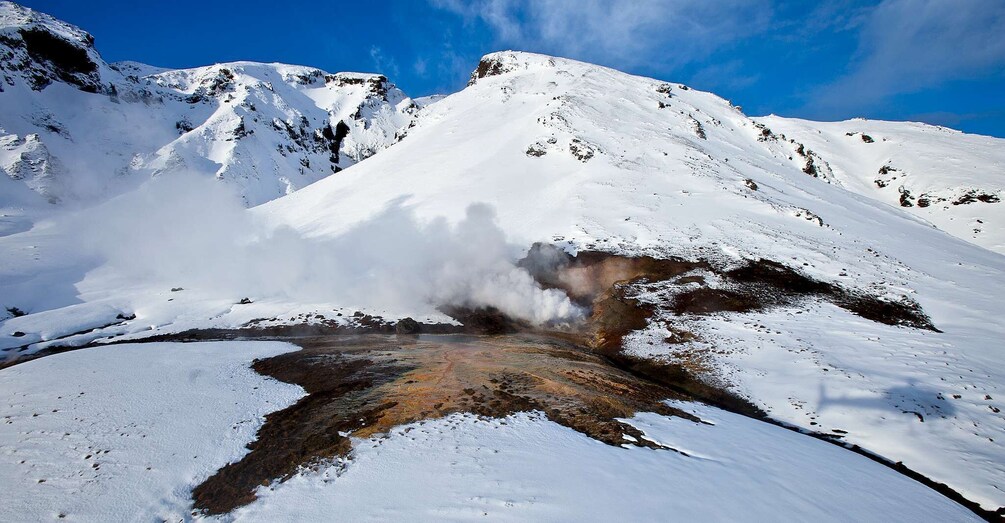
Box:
[20,0,1005,137]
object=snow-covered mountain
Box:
[2,1,1001,255]
[755,116,1005,254]
[0,1,416,233]
[256,51,1005,512]
[2,3,1005,519]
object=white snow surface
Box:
[756,115,1005,254]
[254,51,1005,510]
[0,341,978,521]
[0,341,304,521]
[0,10,1003,516]
[232,403,976,522]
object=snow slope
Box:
[0,1,416,233]
[255,51,1005,511]
[0,342,978,521]
[756,116,1005,254]
[0,341,303,521]
[1,4,1004,515]
[233,405,977,522]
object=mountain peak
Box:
[0,1,91,43]
[468,51,568,85]
[0,1,105,92]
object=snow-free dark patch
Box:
[468,56,509,85]
[18,28,96,81]
[12,245,945,515]
[191,334,701,514]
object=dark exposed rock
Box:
[19,29,95,76]
[394,317,421,334]
[754,123,773,142]
[439,305,528,335]
[899,187,915,207]
[0,26,103,92]
[569,138,595,162]
[952,190,1001,205]
[525,143,547,157]
[231,117,252,139]
[690,116,707,140]
[325,74,390,99]
[803,156,818,177]
[468,56,508,85]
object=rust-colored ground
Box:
[192,333,701,514]
[0,245,937,515]
[191,249,941,514]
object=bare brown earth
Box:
[192,333,704,514]
[5,245,972,515]
[189,247,945,515]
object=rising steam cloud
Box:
[67,175,582,324]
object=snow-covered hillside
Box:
[2,3,1005,518]
[256,51,1005,511]
[0,1,416,233]
[0,342,978,521]
[756,116,1005,254]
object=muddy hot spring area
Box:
[120,244,940,514]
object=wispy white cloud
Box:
[811,0,1005,113]
[430,0,771,72]
[369,45,401,77]
[413,56,429,77]
[418,27,486,93]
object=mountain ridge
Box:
[0,1,417,233]
[1,4,1004,515]
[1,1,1001,253]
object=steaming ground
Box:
[1,174,583,355]
[1,35,1005,522]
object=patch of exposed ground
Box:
[191,334,700,514]
[4,243,961,515]
[571,248,938,416]
[190,245,945,514]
